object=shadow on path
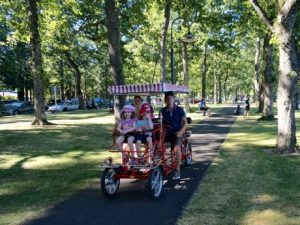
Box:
[23,106,236,225]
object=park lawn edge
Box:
[177,110,300,225]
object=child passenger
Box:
[116,105,137,158]
[135,104,154,158]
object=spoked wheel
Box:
[184,142,192,167]
[100,168,120,197]
[147,167,163,200]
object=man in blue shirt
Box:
[161,91,188,179]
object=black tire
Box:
[147,167,163,200]
[63,108,68,112]
[13,110,20,115]
[184,142,192,167]
[100,168,120,198]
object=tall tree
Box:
[261,32,275,120]
[249,0,300,153]
[253,38,264,112]
[201,44,207,99]
[105,0,124,121]
[27,0,49,125]
[160,0,170,83]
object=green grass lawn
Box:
[0,109,115,225]
[178,107,300,225]
[0,106,212,225]
[2,104,298,225]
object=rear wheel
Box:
[13,110,19,115]
[184,143,192,167]
[100,168,120,197]
[147,167,163,200]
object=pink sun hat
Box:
[121,104,135,112]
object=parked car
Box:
[48,100,79,113]
[1,101,34,115]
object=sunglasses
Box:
[124,111,132,113]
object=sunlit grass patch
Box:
[178,107,300,225]
[0,110,116,225]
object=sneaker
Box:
[173,170,181,180]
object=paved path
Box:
[23,106,236,225]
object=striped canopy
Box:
[108,83,189,95]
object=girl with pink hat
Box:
[116,105,137,158]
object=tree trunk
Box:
[160,0,170,83]
[224,74,228,102]
[218,73,222,103]
[249,0,300,153]
[213,69,217,104]
[253,37,264,112]
[201,44,207,99]
[276,21,299,153]
[64,51,84,109]
[295,87,299,110]
[257,85,264,113]
[59,58,65,101]
[27,0,49,125]
[261,33,275,120]
[105,0,125,123]
[182,42,191,112]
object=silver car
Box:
[48,101,79,113]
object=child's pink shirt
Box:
[120,118,136,131]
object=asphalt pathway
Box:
[23,106,236,225]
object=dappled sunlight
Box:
[210,157,224,166]
[242,209,288,225]
[0,154,24,169]
[251,194,277,204]
[0,114,115,131]
[0,149,116,170]
[21,155,79,169]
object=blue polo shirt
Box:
[161,105,186,132]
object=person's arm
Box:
[124,122,136,134]
[117,121,123,134]
[135,121,143,132]
[148,118,154,130]
[177,117,188,137]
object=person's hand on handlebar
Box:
[176,130,184,138]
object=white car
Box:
[48,101,79,113]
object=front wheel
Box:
[184,143,192,167]
[147,167,163,200]
[100,168,120,198]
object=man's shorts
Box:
[164,132,182,148]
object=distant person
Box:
[244,96,250,117]
[198,98,211,116]
[235,104,241,115]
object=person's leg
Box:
[207,107,211,116]
[171,134,181,179]
[146,137,153,163]
[136,140,142,158]
[127,136,135,157]
[116,136,125,151]
[174,144,181,171]
[146,137,153,153]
